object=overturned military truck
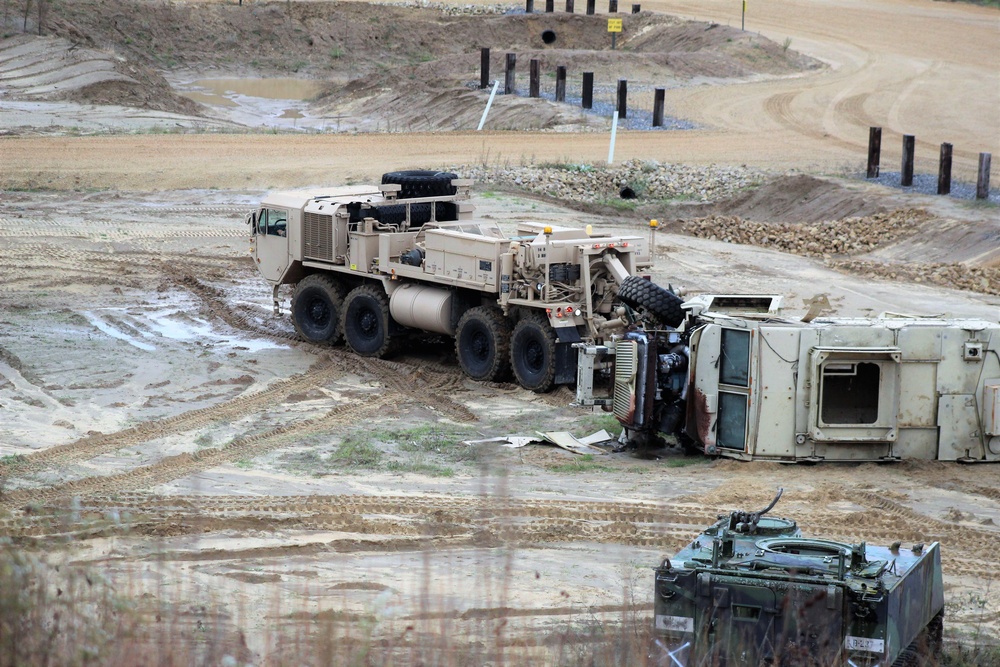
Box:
[651,490,944,667]
[575,293,1000,462]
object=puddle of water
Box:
[84,311,157,351]
[175,76,330,131]
[185,78,324,104]
[182,90,238,107]
[85,305,285,353]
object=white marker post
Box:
[477,80,501,131]
[608,108,619,164]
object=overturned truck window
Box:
[820,361,880,424]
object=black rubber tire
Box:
[510,314,557,393]
[456,306,512,382]
[291,274,345,344]
[381,170,458,199]
[617,275,685,327]
[341,284,394,358]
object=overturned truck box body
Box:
[576,294,1000,462]
[652,491,944,667]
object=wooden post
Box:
[937,142,953,195]
[652,88,665,127]
[586,0,595,14]
[529,59,540,98]
[525,0,534,11]
[977,152,992,200]
[609,0,618,12]
[582,72,593,109]
[632,3,640,12]
[37,0,45,34]
[545,0,554,11]
[480,48,490,89]
[901,134,915,187]
[555,66,566,102]
[504,53,516,95]
[617,78,627,119]
[566,0,574,11]
[866,126,881,178]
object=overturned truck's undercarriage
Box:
[575,294,1000,463]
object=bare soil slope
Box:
[0,33,201,114]
[34,0,815,131]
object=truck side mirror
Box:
[246,212,256,229]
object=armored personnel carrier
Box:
[652,490,944,666]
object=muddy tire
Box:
[510,314,557,393]
[291,274,345,344]
[456,307,512,382]
[341,284,394,358]
[381,170,458,199]
[617,275,685,327]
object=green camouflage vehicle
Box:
[652,490,944,666]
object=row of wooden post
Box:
[524,0,641,13]
[867,127,991,199]
[483,49,669,126]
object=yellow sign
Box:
[607,18,623,33]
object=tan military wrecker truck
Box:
[248,170,682,392]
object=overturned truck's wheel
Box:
[342,284,394,358]
[381,170,458,199]
[291,274,345,344]
[617,275,685,327]
[510,314,557,393]
[456,307,512,382]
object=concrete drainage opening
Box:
[542,30,557,44]
[619,186,637,199]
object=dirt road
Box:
[2,0,997,189]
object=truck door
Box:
[251,207,290,283]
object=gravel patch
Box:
[680,210,1000,296]
[862,171,999,204]
[679,210,928,257]
[832,259,999,296]
[452,158,763,203]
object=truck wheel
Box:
[381,170,458,199]
[617,275,685,327]
[456,307,512,381]
[510,314,557,393]
[342,285,394,357]
[291,274,345,344]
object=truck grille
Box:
[613,340,638,421]
[303,212,333,261]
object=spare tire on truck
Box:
[617,276,685,328]
[381,170,458,199]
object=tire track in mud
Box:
[0,395,394,510]
[170,271,477,423]
[0,356,344,478]
[7,491,998,579]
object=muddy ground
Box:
[1,0,999,664]
[1,184,999,663]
